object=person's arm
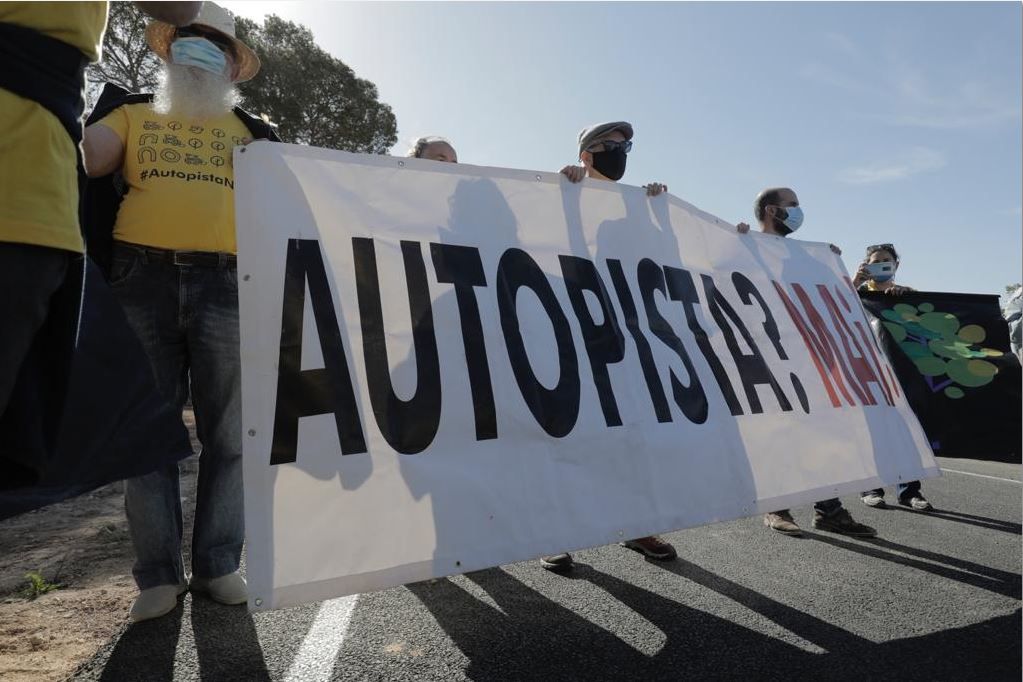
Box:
[82,124,125,178]
[852,261,870,289]
[134,2,202,26]
[559,165,586,183]
[643,182,667,197]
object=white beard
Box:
[153,63,240,121]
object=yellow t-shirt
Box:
[96,104,250,253]
[0,1,108,254]
[0,1,107,61]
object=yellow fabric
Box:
[0,2,108,253]
[97,104,249,253]
[0,2,108,62]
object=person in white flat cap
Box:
[81,1,279,623]
[558,121,668,197]
[540,121,676,574]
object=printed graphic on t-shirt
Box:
[133,118,245,188]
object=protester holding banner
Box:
[540,120,677,572]
[408,136,458,163]
[1003,285,1022,358]
[849,244,933,510]
[0,2,207,519]
[740,187,878,538]
[81,1,279,622]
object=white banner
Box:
[234,142,938,611]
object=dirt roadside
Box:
[0,410,200,682]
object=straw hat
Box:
[145,2,260,82]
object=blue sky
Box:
[222,1,1022,297]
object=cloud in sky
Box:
[838,147,947,185]
[801,52,1021,131]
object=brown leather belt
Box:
[113,241,236,269]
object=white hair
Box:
[153,63,241,121]
[407,136,454,158]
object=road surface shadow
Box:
[885,504,1022,535]
[413,564,1020,681]
[95,601,183,682]
[801,531,1021,599]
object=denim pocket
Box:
[109,252,140,287]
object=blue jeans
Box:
[862,481,921,500]
[110,244,243,590]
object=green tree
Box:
[86,8,398,153]
[234,15,396,152]
[86,2,163,99]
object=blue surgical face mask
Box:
[866,261,896,283]
[779,205,804,232]
[170,37,228,77]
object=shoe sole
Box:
[539,558,573,572]
[861,499,886,508]
[189,580,248,606]
[764,518,802,536]
[620,542,678,560]
[898,500,933,511]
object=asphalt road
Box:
[72,457,1021,681]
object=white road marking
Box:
[284,596,358,682]
[941,468,1022,485]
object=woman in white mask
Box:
[854,243,932,510]
[852,243,913,296]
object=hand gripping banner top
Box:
[233,142,937,611]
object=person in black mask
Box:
[541,121,675,573]
[739,187,876,538]
[559,121,668,196]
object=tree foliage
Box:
[86,7,398,153]
[86,2,162,96]
[235,16,397,152]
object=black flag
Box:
[860,290,1021,463]
[0,257,192,519]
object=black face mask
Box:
[591,148,627,181]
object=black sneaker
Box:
[812,508,877,537]
[540,553,574,572]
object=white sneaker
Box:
[861,492,886,508]
[190,571,248,605]
[129,583,187,623]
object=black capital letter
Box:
[639,260,708,424]
[663,266,742,416]
[354,238,441,454]
[497,248,580,438]
[607,259,671,423]
[559,255,626,427]
[271,239,366,465]
[701,274,791,414]
[430,243,497,440]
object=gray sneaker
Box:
[812,508,877,537]
[764,510,802,536]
